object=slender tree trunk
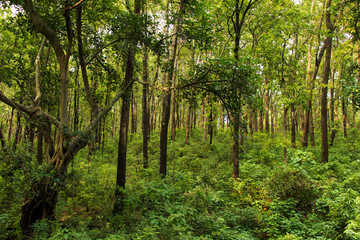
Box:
[291,34,298,148]
[131,91,137,134]
[270,97,275,135]
[291,105,296,148]
[329,64,337,146]
[7,108,14,142]
[114,46,137,213]
[202,98,207,142]
[310,111,316,146]
[264,77,270,133]
[73,67,79,132]
[0,124,6,150]
[253,110,258,132]
[142,44,150,168]
[159,0,184,178]
[185,103,191,144]
[232,113,240,179]
[160,91,171,177]
[209,97,214,145]
[12,111,22,151]
[171,48,178,142]
[283,107,288,164]
[114,0,140,212]
[342,99,347,137]
[302,0,324,147]
[321,0,333,163]
[259,109,264,132]
[37,131,43,164]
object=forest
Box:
[0,0,360,239]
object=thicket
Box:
[1,128,360,239]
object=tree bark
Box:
[342,99,347,138]
[37,131,43,164]
[259,108,264,132]
[12,111,22,151]
[0,124,6,150]
[142,44,150,168]
[232,113,240,179]
[302,0,324,147]
[185,102,191,144]
[321,0,333,163]
[159,0,184,178]
[310,111,315,146]
[329,64,337,146]
[131,91,138,134]
[209,97,214,145]
[264,76,270,133]
[114,11,139,214]
[202,98,207,142]
[291,105,296,148]
[283,107,288,164]
[171,48,179,142]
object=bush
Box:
[265,166,317,211]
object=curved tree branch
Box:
[24,0,66,64]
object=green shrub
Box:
[265,166,317,211]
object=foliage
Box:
[2,128,360,239]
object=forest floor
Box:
[1,128,360,239]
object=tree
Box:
[0,0,138,235]
[114,0,141,214]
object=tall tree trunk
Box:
[283,107,288,164]
[329,64,337,146]
[160,92,171,178]
[73,67,79,132]
[209,97,214,145]
[37,131,43,164]
[159,0,184,178]
[185,102,191,144]
[142,44,150,168]
[114,0,140,213]
[232,113,240,179]
[270,97,275,135]
[7,108,14,142]
[321,0,333,163]
[253,110,258,132]
[12,111,22,151]
[114,47,138,213]
[310,111,316,146]
[131,91,137,134]
[171,48,178,142]
[342,99,347,138]
[302,0,323,147]
[291,106,296,148]
[202,98,207,142]
[259,109,264,132]
[264,76,270,133]
[291,34,298,148]
[0,124,6,150]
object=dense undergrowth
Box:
[1,128,360,239]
